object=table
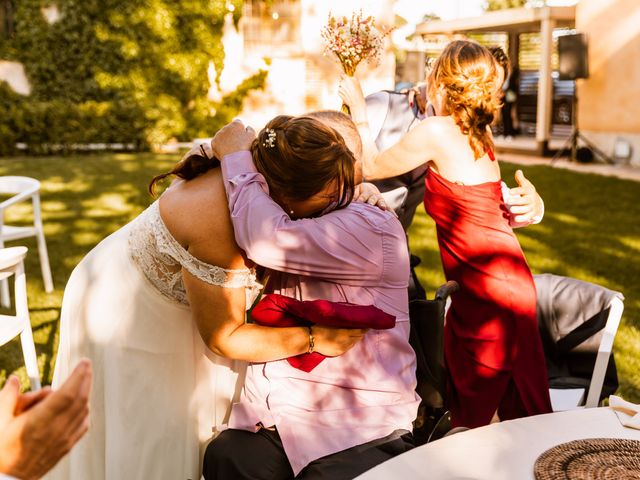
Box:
[356,408,640,479]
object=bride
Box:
[46,113,374,480]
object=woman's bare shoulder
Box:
[160,169,226,219]
[158,170,245,267]
[396,116,454,162]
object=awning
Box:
[413,6,577,155]
[414,6,575,36]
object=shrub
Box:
[0,0,264,154]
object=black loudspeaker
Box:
[558,33,589,80]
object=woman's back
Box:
[424,160,551,428]
[420,116,501,186]
[421,117,552,430]
[126,168,258,314]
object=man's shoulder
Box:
[343,202,404,233]
[365,90,412,111]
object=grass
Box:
[0,153,176,388]
[0,153,638,402]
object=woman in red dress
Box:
[340,40,552,428]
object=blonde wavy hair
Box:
[428,40,503,159]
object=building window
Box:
[1,0,15,39]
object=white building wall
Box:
[235,0,396,129]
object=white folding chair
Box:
[534,273,624,411]
[0,176,53,308]
[0,246,41,390]
[583,295,623,407]
[549,295,624,410]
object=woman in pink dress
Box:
[340,40,552,428]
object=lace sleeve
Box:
[165,243,255,288]
[128,202,261,306]
[151,207,255,288]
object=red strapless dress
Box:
[424,167,552,428]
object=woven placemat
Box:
[534,438,640,480]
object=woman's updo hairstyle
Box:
[250,115,356,212]
[428,40,503,159]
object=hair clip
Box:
[262,128,276,148]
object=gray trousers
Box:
[203,428,414,480]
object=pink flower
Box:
[320,10,394,76]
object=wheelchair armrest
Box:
[435,281,459,301]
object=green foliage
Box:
[485,0,528,11]
[185,69,268,140]
[0,0,264,153]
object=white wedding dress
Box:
[45,201,261,480]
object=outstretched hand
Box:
[505,170,544,226]
[211,119,257,161]
[0,359,92,480]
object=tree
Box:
[485,0,528,11]
[0,0,267,153]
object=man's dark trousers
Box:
[203,427,414,479]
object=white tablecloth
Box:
[357,408,640,479]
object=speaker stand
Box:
[551,93,613,165]
[551,129,614,165]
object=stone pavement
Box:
[497,152,640,183]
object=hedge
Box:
[0,0,266,154]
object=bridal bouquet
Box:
[321,11,393,112]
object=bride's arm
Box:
[339,76,439,181]
[182,270,366,362]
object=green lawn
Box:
[0,153,638,403]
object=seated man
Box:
[203,114,420,479]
